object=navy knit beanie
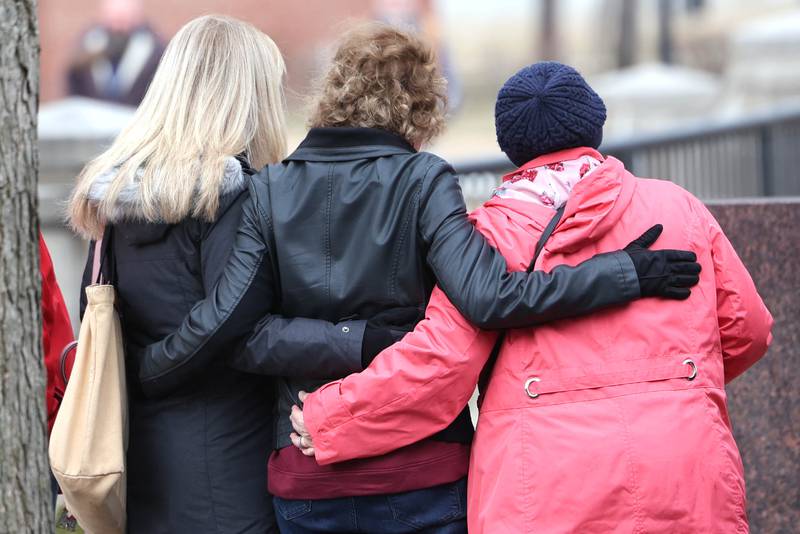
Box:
[495,62,607,167]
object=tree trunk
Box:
[0,0,50,531]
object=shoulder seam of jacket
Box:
[417,159,451,241]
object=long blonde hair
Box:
[69,15,287,239]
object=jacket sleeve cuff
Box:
[608,250,641,301]
[336,319,366,372]
[304,380,353,465]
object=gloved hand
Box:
[624,224,702,300]
[361,307,424,368]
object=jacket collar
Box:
[86,156,247,226]
[284,127,416,162]
[500,147,604,183]
[486,151,637,254]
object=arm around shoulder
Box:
[418,163,640,330]
[137,189,277,397]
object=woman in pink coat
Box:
[293,63,773,533]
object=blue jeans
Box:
[273,477,468,533]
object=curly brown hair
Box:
[308,22,447,147]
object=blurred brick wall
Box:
[39,0,372,103]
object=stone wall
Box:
[707,198,799,533]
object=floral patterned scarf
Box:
[493,154,602,209]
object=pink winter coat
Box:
[303,147,773,533]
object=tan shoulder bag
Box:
[49,234,128,534]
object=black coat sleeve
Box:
[204,191,364,379]
[418,161,641,330]
[199,191,250,295]
[230,315,365,379]
[137,178,365,398]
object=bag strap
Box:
[59,340,79,384]
[91,226,116,285]
[528,206,565,275]
[91,238,104,284]
[477,205,566,404]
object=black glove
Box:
[361,307,424,368]
[624,224,702,300]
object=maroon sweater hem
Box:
[268,440,470,500]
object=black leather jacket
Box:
[139,127,640,449]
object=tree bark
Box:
[0,0,50,531]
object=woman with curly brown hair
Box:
[307,22,447,147]
[136,22,699,533]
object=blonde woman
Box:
[69,15,286,533]
[136,23,699,533]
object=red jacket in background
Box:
[40,234,75,433]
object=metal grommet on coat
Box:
[683,358,698,381]
[342,326,350,333]
[524,377,541,399]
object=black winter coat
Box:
[136,127,641,455]
[79,158,276,534]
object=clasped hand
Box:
[290,391,315,457]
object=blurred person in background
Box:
[292,62,773,533]
[67,0,163,107]
[136,24,701,534]
[68,15,286,533]
[40,234,74,436]
[40,233,79,527]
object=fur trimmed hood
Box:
[86,156,248,224]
